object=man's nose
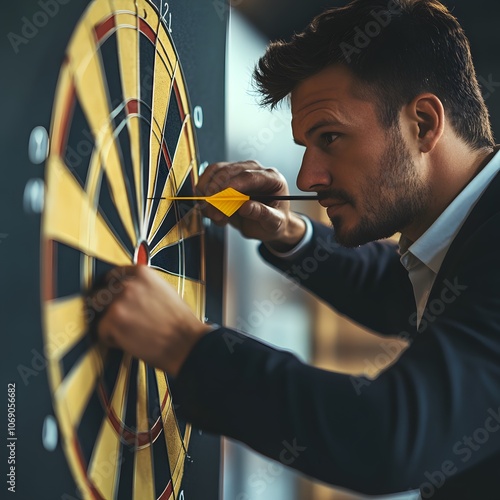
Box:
[296,149,332,192]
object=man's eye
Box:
[322,133,339,146]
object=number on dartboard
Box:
[161,2,173,33]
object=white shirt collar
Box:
[399,150,500,274]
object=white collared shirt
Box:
[399,150,500,327]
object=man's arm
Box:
[171,217,500,494]
[260,219,416,336]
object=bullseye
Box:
[135,241,150,265]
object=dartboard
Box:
[38,0,207,498]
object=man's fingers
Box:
[96,316,118,348]
[230,168,286,196]
[206,168,285,198]
[200,202,226,222]
[86,265,138,340]
[198,161,237,195]
[197,161,282,198]
[237,201,285,233]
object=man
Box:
[97,0,500,497]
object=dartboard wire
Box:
[144,17,198,246]
[143,59,178,238]
[146,118,195,246]
[111,0,145,239]
[133,0,147,243]
[173,153,186,302]
[137,0,163,241]
[143,34,158,237]
[143,120,180,245]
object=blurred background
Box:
[222,1,500,499]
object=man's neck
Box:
[402,144,497,243]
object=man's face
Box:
[291,64,431,247]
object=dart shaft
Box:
[251,195,320,201]
[150,195,320,201]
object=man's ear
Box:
[403,93,445,153]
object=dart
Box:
[149,187,320,217]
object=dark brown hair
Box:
[254,0,494,150]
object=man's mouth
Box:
[325,202,347,218]
[318,199,348,208]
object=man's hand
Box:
[198,161,306,251]
[95,265,212,376]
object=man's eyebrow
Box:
[305,120,343,138]
[293,119,344,146]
